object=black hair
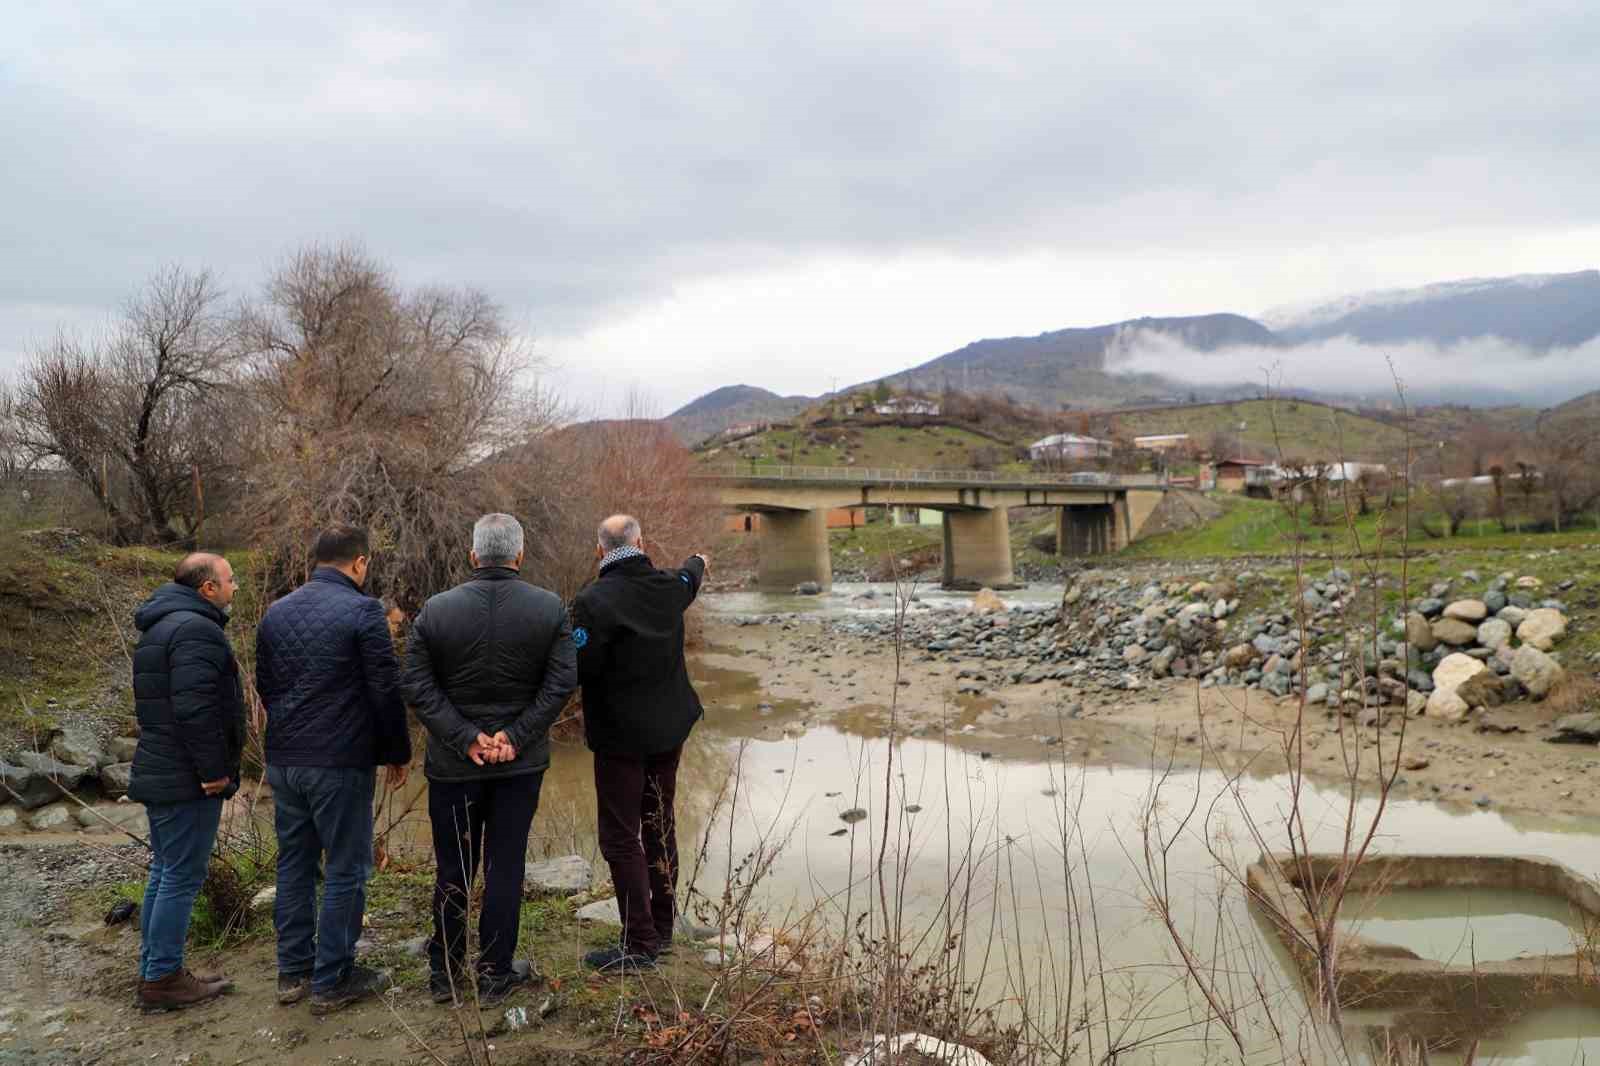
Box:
[313,524,371,566]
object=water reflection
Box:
[1338,887,1586,962]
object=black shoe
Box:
[309,963,391,1015]
[583,946,656,974]
[277,972,312,1006]
[477,959,536,1005]
[654,929,675,956]
[428,968,463,1006]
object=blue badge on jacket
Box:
[572,626,589,648]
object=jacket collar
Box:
[599,553,653,577]
[472,566,520,582]
[311,566,361,592]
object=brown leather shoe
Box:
[138,969,227,1013]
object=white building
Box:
[874,397,941,416]
[1029,433,1111,461]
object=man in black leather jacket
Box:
[403,513,577,1004]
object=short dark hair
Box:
[313,524,371,566]
[174,552,221,589]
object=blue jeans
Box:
[139,797,223,981]
[268,765,375,993]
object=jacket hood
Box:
[134,582,228,632]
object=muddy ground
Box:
[702,617,1600,823]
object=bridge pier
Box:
[1057,503,1114,555]
[758,509,832,592]
[941,508,1014,589]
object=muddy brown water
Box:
[368,622,1600,1063]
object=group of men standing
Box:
[126,513,707,1014]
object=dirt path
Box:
[703,617,1600,823]
[0,842,625,1066]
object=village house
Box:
[1211,457,1271,495]
[1028,432,1111,462]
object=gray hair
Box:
[473,513,524,566]
[597,514,642,551]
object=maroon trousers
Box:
[593,745,681,957]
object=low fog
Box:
[1110,331,1600,408]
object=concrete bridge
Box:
[698,465,1168,591]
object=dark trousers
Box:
[594,746,681,957]
[139,796,223,980]
[428,772,544,978]
[268,765,375,994]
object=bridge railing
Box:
[696,463,1164,487]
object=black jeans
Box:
[428,772,544,978]
[594,746,681,957]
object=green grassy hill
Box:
[1104,399,1411,461]
[698,422,1030,472]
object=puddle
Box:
[1339,887,1590,962]
[1474,1005,1600,1064]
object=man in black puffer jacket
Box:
[403,513,577,1005]
[570,514,707,973]
[255,524,412,1015]
[128,552,244,1012]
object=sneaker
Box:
[583,946,656,974]
[478,959,536,1005]
[309,963,391,1015]
[428,968,463,1006]
[277,972,312,1006]
[138,969,227,1013]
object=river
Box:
[388,584,1600,1063]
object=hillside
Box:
[1265,270,1600,349]
[859,313,1280,407]
[1104,398,1411,461]
[698,422,1028,472]
[666,384,812,444]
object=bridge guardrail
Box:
[695,464,1165,487]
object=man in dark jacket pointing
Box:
[403,513,577,1004]
[129,552,244,1012]
[571,514,707,973]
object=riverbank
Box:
[700,613,1600,823]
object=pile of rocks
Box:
[1402,574,1571,721]
[0,726,140,833]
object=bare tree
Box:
[1530,418,1600,532]
[239,243,548,610]
[8,267,237,545]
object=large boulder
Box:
[99,762,133,799]
[575,897,623,926]
[1425,687,1470,721]
[1455,671,1506,709]
[1,755,88,810]
[1442,600,1488,623]
[74,803,146,832]
[524,855,593,897]
[1405,612,1437,652]
[1476,618,1513,653]
[1427,654,1487,720]
[1431,618,1478,647]
[26,803,74,832]
[1517,609,1568,651]
[49,728,106,770]
[1224,643,1257,669]
[1511,645,1565,698]
[109,737,140,763]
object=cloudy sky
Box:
[4,1,1598,415]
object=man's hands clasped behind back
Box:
[468,731,518,766]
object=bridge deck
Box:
[696,464,1161,491]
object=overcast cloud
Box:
[4,1,1599,413]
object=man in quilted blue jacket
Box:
[255,524,412,1014]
